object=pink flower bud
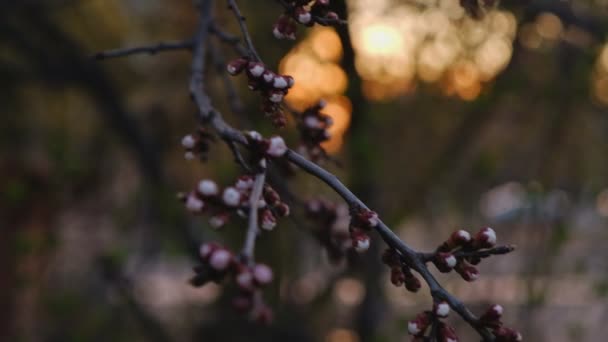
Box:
[222,187,242,207]
[266,136,288,157]
[262,70,276,84]
[209,213,230,229]
[181,134,196,149]
[450,229,472,246]
[351,230,370,253]
[434,252,457,273]
[260,209,277,231]
[390,267,405,286]
[455,262,479,281]
[439,322,459,342]
[268,89,285,103]
[285,75,294,88]
[226,57,249,75]
[247,62,265,78]
[197,179,219,197]
[434,301,451,318]
[253,263,273,285]
[209,249,232,271]
[404,273,421,292]
[236,175,255,190]
[408,311,431,336]
[184,151,196,160]
[480,304,503,324]
[236,269,255,290]
[325,11,339,20]
[199,242,219,260]
[272,75,289,89]
[295,7,312,24]
[474,227,497,249]
[186,193,204,212]
[493,327,522,342]
[275,203,290,217]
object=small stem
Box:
[226,0,262,61]
[241,171,266,263]
[93,40,193,60]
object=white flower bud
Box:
[198,180,219,196]
[222,187,242,207]
[266,136,287,157]
[272,76,288,89]
[268,91,284,103]
[209,249,232,271]
[181,134,196,149]
[435,301,450,318]
[184,151,196,160]
[186,194,204,212]
[253,264,273,285]
[248,62,265,78]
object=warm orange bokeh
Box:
[280,27,351,153]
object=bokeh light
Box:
[347,0,516,101]
[280,27,351,153]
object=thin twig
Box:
[93,40,193,60]
[419,245,517,263]
[226,0,262,61]
[242,171,266,263]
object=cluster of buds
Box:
[180,127,214,161]
[381,248,421,292]
[178,174,290,230]
[304,198,351,263]
[407,303,521,341]
[432,227,499,282]
[407,307,458,342]
[273,1,341,40]
[244,131,289,165]
[227,58,294,127]
[348,207,379,253]
[479,304,522,341]
[191,243,274,323]
[295,100,333,162]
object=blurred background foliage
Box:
[2,0,608,341]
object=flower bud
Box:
[439,322,459,342]
[184,151,196,160]
[209,213,230,229]
[295,7,312,24]
[227,57,249,75]
[351,230,370,253]
[236,268,255,291]
[186,193,204,212]
[480,304,503,325]
[198,179,219,197]
[247,62,265,78]
[199,242,219,260]
[455,262,479,281]
[260,209,277,231]
[181,134,196,149]
[262,70,276,84]
[390,267,405,286]
[253,263,273,285]
[434,301,451,318]
[266,136,288,157]
[493,327,522,342]
[275,203,290,217]
[268,89,285,103]
[236,175,255,190]
[434,252,457,273]
[222,187,242,207]
[404,273,421,292]
[408,311,431,336]
[474,227,497,249]
[209,249,232,271]
[272,75,289,89]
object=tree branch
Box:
[241,171,266,263]
[226,0,261,61]
[93,40,193,60]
